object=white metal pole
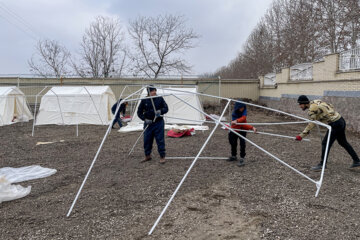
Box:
[315,126,332,197]
[128,124,149,155]
[83,87,104,125]
[158,87,328,128]
[232,129,311,142]
[173,95,318,185]
[49,89,65,125]
[166,157,228,160]
[148,99,231,235]
[66,86,146,217]
[32,86,49,136]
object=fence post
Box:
[218,76,221,103]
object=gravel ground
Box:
[1,110,360,240]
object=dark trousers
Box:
[228,131,247,158]
[144,119,165,157]
[321,117,359,164]
[112,117,122,128]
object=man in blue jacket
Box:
[111,99,127,129]
[137,86,168,164]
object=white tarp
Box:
[0,165,57,203]
[120,87,205,132]
[35,86,116,125]
[0,86,33,126]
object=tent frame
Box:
[65,86,331,236]
[32,86,107,137]
[0,86,32,126]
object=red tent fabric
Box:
[167,128,194,138]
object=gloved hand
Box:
[145,119,153,125]
[295,135,302,141]
[155,110,161,117]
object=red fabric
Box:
[230,116,254,131]
[167,128,194,138]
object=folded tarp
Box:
[0,165,57,203]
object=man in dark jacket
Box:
[111,99,127,129]
[137,86,168,164]
[227,102,256,167]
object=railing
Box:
[339,47,360,71]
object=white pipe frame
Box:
[66,86,146,217]
[148,98,231,235]
[157,87,332,193]
[148,90,331,234]
[32,86,51,136]
[83,86,104,125]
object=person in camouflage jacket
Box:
[295,95,360,171]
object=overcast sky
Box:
[0,0,273,76]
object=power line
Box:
[0,12,38,41]
[0,2,48,39]
[0,2,48,41]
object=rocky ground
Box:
[1,110,360,239]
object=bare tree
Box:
[73,16,127,78]
[28,39,70,78]
[128,14,199,78]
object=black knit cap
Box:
[297,95,310,104]
[147,85,157,92]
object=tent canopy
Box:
[0,86,33,126]
[35,86,116,126]
[128,87,205,126]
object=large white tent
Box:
[120,87,206,132]
[0,86,33,126]
[34,86,116,126]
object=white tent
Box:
[0,86,33,126]
[122,87,205,132]
[34,86,116,126]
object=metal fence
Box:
[339,47,360,71]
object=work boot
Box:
[349,161,360,169]
[237,157,245,167]
[141,155,152,163]
[311,163,326,172]
[227,156,237,162]
[159,157,166,164]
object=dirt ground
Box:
[1,110,360,240]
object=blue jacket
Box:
[112,99,126,119]
[232,102,247,121]
[137,96,168,122]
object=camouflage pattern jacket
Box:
[300,100,341,138]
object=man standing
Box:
[111,99,127,129]
[296,95,360,171]
[137,86,168,164]
[227,102,257,167]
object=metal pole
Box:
[128,85,159,155]
[232,129,311,142]
[158,87,328,128]
[315,126,332,197]
[166,157,228,160]
[49,89,65,125]
[83,87,104,125]
[148,99,231,235]
[128,124,149,155]
[66,86,146,217]
[32,86,49,136]
[172,95,318,185]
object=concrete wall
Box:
[259,53,360,132]
[0,77,260,105]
